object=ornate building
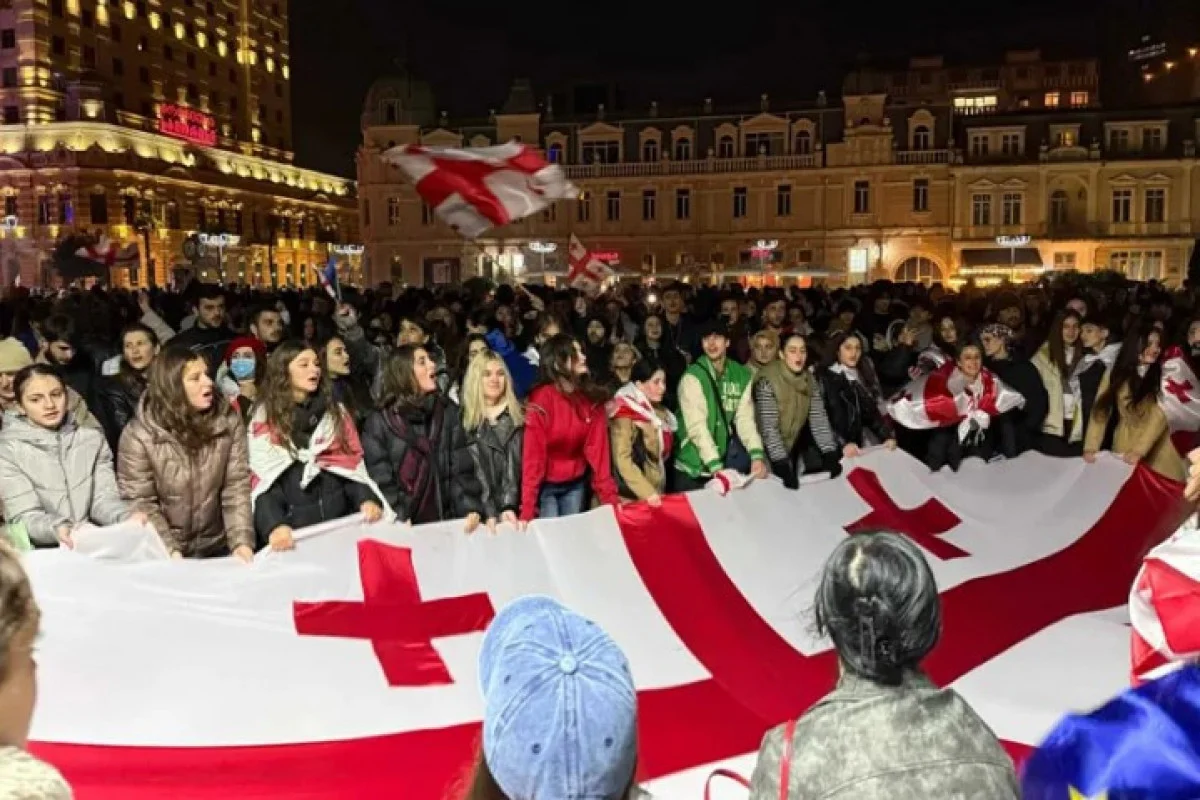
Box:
[0,0,358,287]
[358,60,1199,289]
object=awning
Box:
[960,247,1044,269]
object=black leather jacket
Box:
[95,371,146,453]
[466,409,523,520]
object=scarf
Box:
[756,359,814,451]
[829,362,859,382]
[607,383,677,470]
[952,371,991,444]
[248,403,393,518]
[1067,343,1121,443]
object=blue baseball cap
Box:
[478,595,639,800]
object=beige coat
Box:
[1031,345,1070,437]
[117,398,254,557]
[1085,372,1185,482]
[611,412,670,500]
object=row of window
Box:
[968,187,1168,227]
[48,0,286,44]
[968,125,1167,157]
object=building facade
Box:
[358,67,1200,290]
[0,0,358,287]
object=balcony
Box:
[562,153,817,179]
[895,149,951,165]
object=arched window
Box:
[673,138,691,161]
[547,143,563,164]
[1049,190,1069,225]
[718,135,735,158]
[893,256,942,285]
[912,125,931,151]
[794,130,812,155]
[641,139,658,162]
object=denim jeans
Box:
[538,478,588,519]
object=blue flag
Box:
[1022,664,1200,799]
[314,256,340,301]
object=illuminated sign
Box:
[199,233,240,248]
[592,250,620,263]
[527,241,557,254]
[996,235,1032,247]
[751,239,779,258]
[158,104,217,146]
[331,244,365,255]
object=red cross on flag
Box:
[75,237,139,267]
[567,233,614,294]
[1160,345,1200,454]
[382,142,577,239]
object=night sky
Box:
[290,0,1191,178]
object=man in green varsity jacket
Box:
[674,319,769,491]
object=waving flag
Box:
[1129,521,1200,683]
[382,142,576,239]
[889,362,1025,431]
[1160,346,1200,455]
[313,255,340,301]
[75,237,139,267]
[567,233,614,294]
[21,451,1189,799]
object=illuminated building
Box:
[359,65,1198,289]
[0,0,358,287]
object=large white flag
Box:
[381,142,577,239]
[23,450,1188,799]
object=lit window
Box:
[265,56,274,72]
[1044,91,1060,108]
[282,64,289,80]
[1070,91,1089,107]
[174,21,185,39]
[123,0,134,19]
[196,31,207,48]
[848,247,869,273]
[148,10,159,27]
[217,39,227,57]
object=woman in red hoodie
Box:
[521,334,619,522]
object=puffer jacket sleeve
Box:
[0,447,68,546]
[220,416,254,552]
[116,423,177,552]
[445,405,484,518]
[499,423,522,515]
[88,434,130,526]
[362,411,407,521]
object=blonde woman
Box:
[0,543,73,798]
[462,350,525,532]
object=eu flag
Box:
[314,256,340,301]
[1022,664,1200,799]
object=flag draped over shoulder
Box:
[1159,345,1200,456]
[1021,664,1200,800]
[888,362,1024,437]
[381,142,577,239]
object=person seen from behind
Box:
[749,530,1018,799]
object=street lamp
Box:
[996,234,1032,283]
[199,232,240,284]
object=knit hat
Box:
[224,336,266,366]
[479,595,638,800]
[0,338,33,373]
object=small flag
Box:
[75,238,139,267]
[1160,345,1200,455]
[314,256,340,301]
[567,234,614,294]
[381,142,577,239]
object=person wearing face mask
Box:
[1085,326,1184,481]
[222,335,265,422]
[753,333,840,489]
[250,341,388,552]
[609,360,678,505]
[93,323,159,453]
[460,350,524,532]
[117,343,255,562]
[0,543,73,798]
[0,366,145,550]
[362,345,483,529]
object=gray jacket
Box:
[749,671,1019,800]
[0,411,129,546]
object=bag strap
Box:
[698,363,734,436]
[778,718,797,800]
[702,769,749,800]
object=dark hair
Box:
[378,344,432,409]
[194,284,225,303]
[1045,310,1084,380]
[629,358,663,386]
[822,330,883,397]
[1094,326,1163,417]
[144,343,229,452]
[249,305,280,332]
[814,530,941,685]
[536,333,608,403]
[118,321,159,387]
[13,364,64,402]
[41,313,75,345]
[257,340,345,452]
[931,315,960,359]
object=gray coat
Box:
[0,411,129,546]
[749,671,1019,800]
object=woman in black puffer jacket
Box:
[361,345,485,530]
[460,349,524,531]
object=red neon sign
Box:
[158,103,217,146]
[592,250,620,263]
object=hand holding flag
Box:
[314,255,341,302]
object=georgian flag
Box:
[1130,519,1200,684]
[1159,346,1200,455]
[567,234,614,294]
[382,142,577,239]
[75,237,139,267]
[23,450,1189,798]
[889,361,1025,435]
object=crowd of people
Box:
[0,270,1195,797]
[0,270,1189,558]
